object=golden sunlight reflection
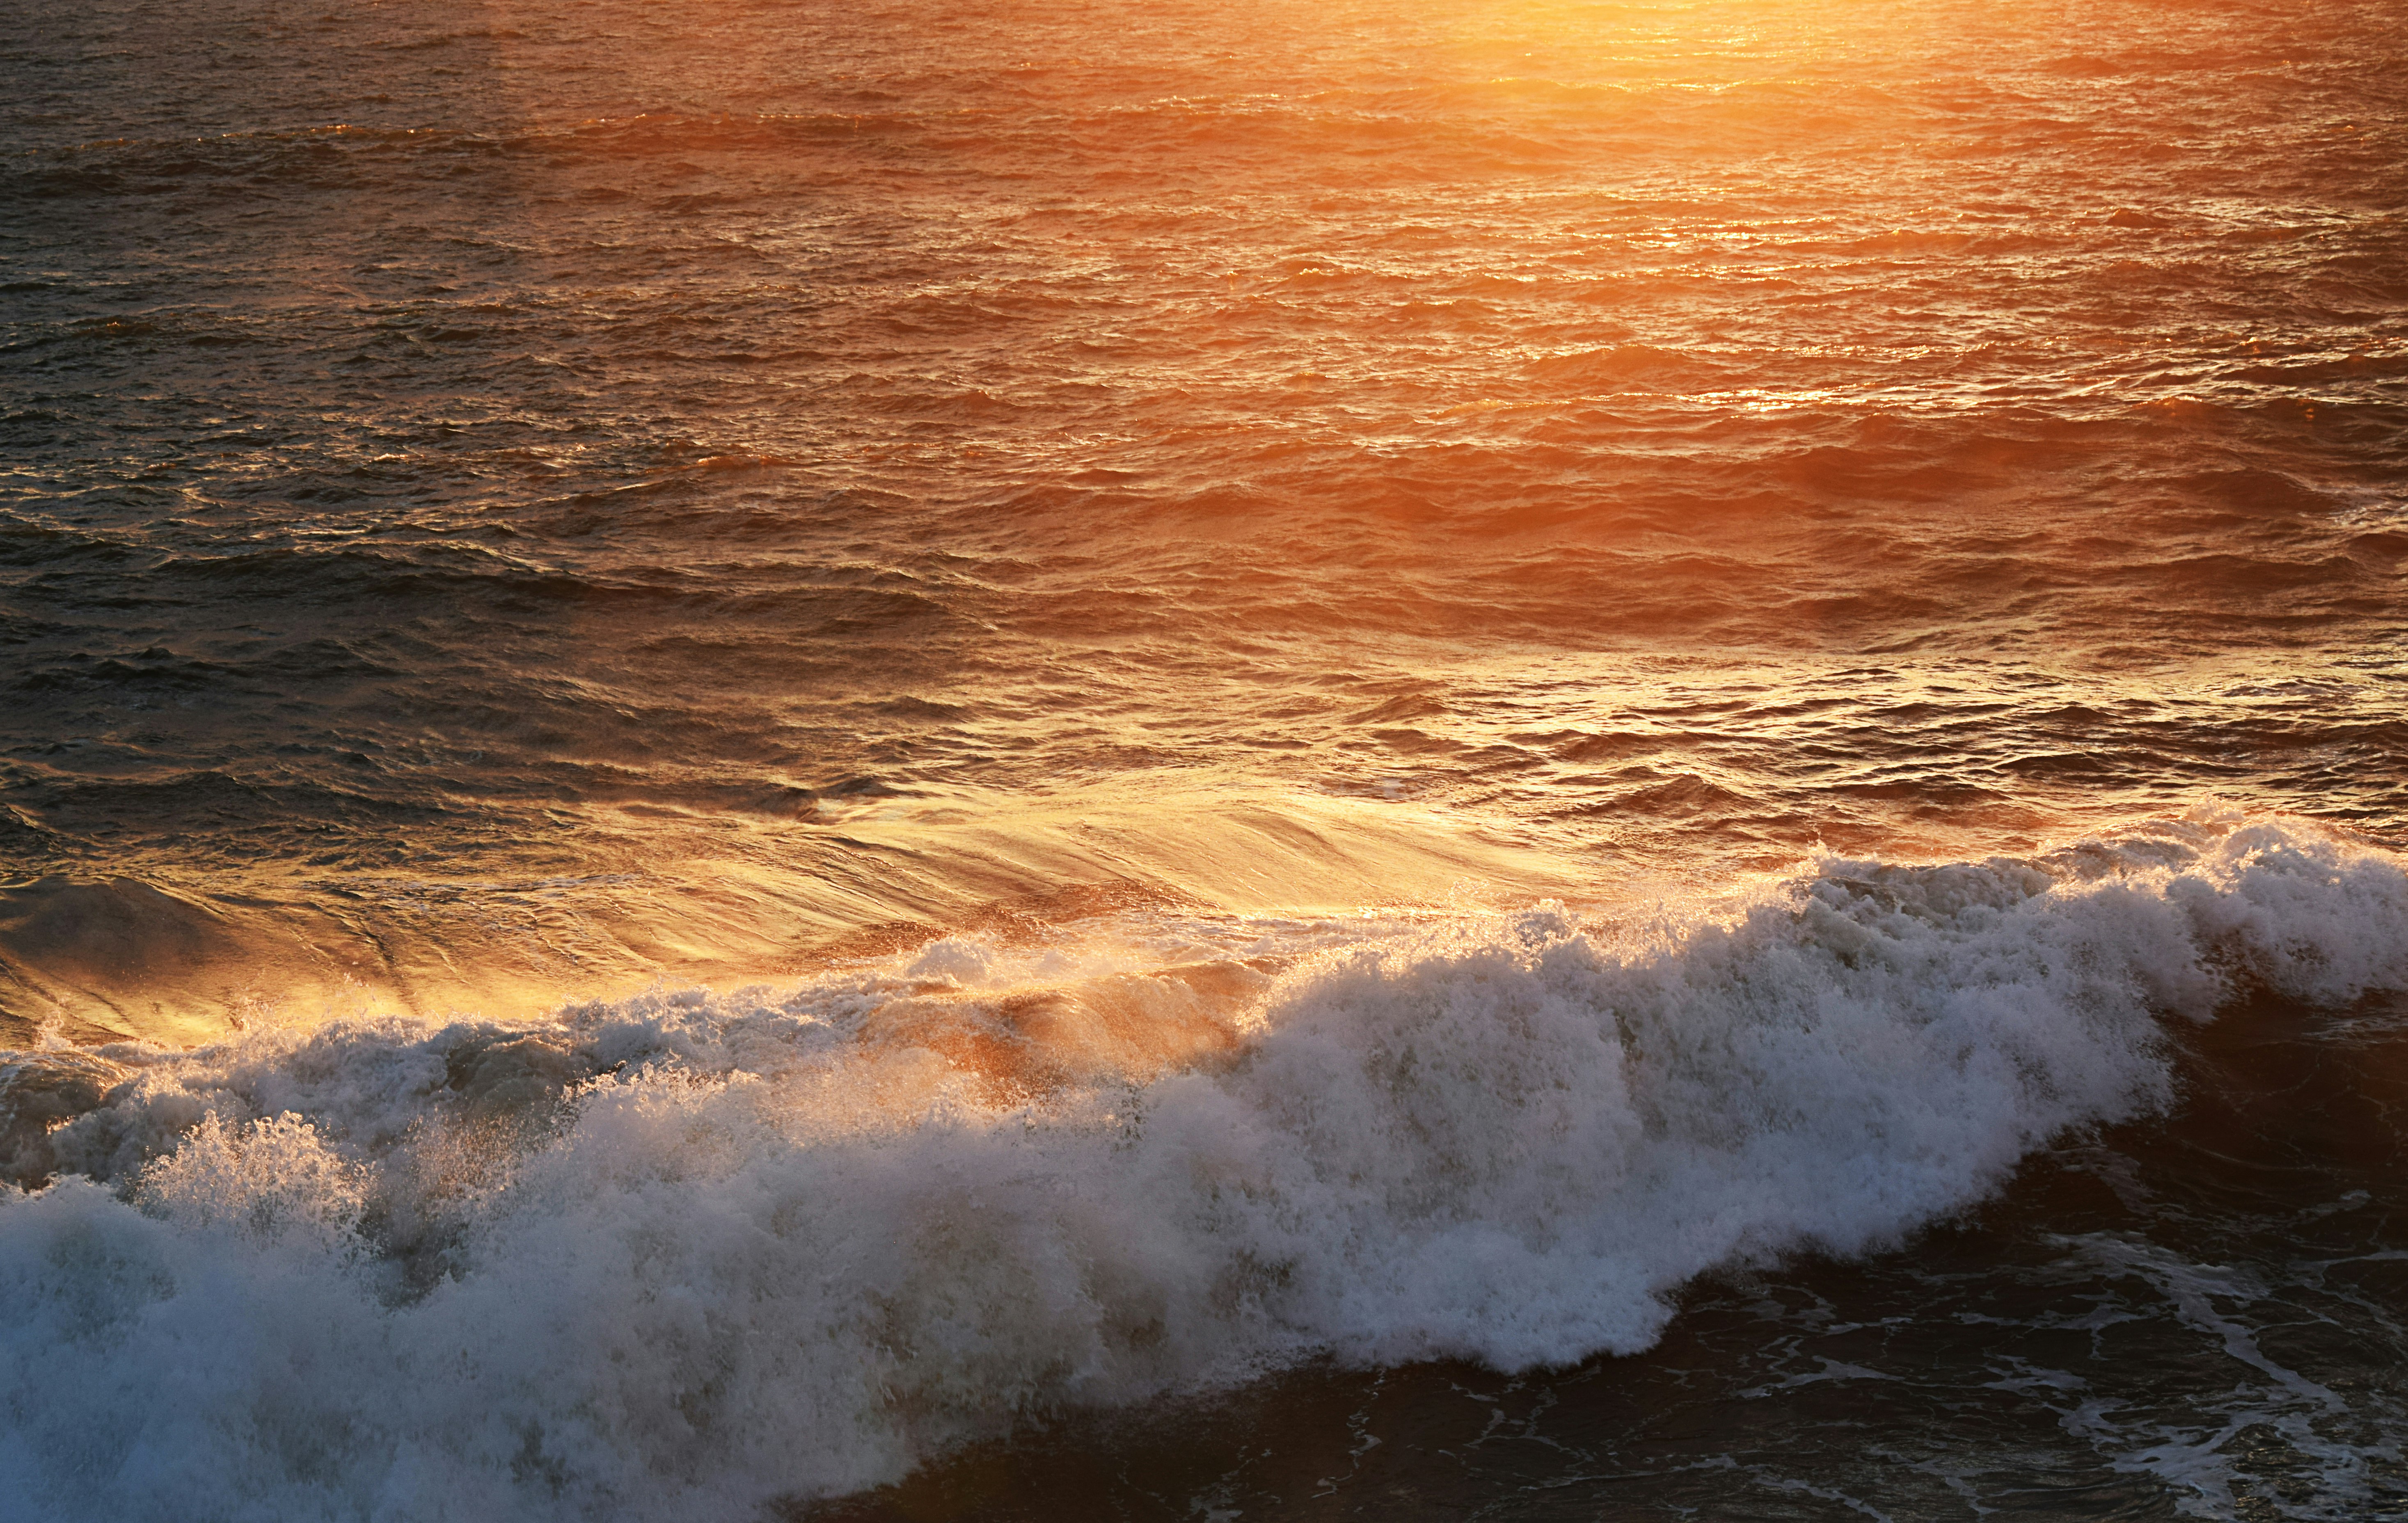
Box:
[6,0,2407,1514]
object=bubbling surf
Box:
[2,814,2400,1519]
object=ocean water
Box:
[2,0,2405,1517]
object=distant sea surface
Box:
[3,1,2405,1517]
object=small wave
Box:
[2,815,2403,1516]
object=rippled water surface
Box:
[2,0,2405,1517]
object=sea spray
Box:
[3,815,2404,1519]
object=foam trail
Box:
[2,815,2404,1519]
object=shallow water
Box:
[2,0,2405,1516]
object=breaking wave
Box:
[3,813,2404,1518]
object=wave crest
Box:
[2,814,2402,1516]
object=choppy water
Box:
[2,0,2405,1517]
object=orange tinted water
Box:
[4,0,2403,1034]
[2,1,2406,1516]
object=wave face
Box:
[3,817,2401,1518]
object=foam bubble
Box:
[2,815,2403,1518]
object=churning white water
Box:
[4,813,2402,1519]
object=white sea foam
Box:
[3,814,2403,1520]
